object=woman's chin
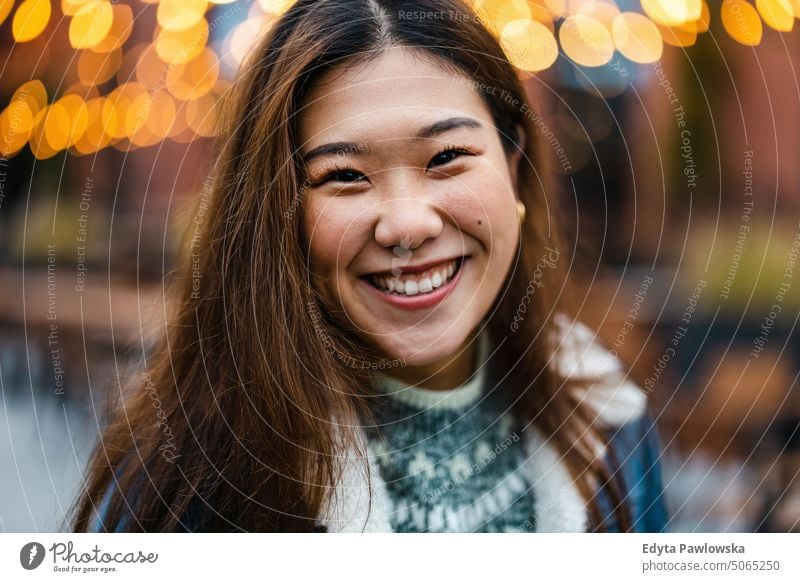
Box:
[370,334,469,368]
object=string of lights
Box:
[0,0,796,159]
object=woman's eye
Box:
[331,170,363,182]
[316,168,365,185]
[428,148,470,169]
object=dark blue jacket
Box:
[596,411,669,532]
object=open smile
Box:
[360,256,467,310]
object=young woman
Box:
[71,0,668,533]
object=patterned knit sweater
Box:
[363,334,537,532]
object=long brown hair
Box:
[70,0,632,532]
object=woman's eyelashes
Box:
[314,165,365,185]
[428,146,474,168]
[310,146,475,187]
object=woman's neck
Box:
[380,333,480,390]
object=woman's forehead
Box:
[298,48,493,148]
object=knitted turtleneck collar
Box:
[370,330,492,410]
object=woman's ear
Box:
[508,123,527,189]
[515,122,527,152]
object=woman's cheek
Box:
[441,174,516,241]
[304,197,367,282]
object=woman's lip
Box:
[363,255,465,277]
[360,257,467,311]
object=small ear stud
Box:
[516,199,526,225]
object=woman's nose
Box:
[373,190,444,251]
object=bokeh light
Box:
[560,14,615,67]
[0,0,799,158]
[500,18,559,72]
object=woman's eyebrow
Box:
[302,116,483,163]
[415,116,482,140]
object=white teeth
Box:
[369,258,463,296]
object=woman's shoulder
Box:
[86,464,206,533]
[549,314,669,531]
[551,313,647,427]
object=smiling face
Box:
[299,46,522,382]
